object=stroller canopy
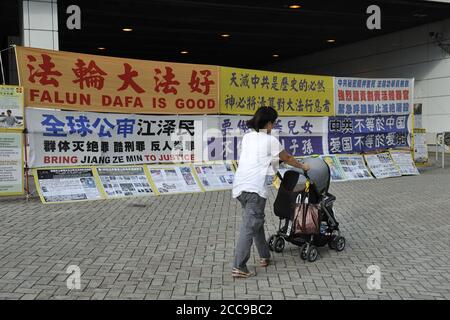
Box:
[303,157,331,195]
[281,157,331,195]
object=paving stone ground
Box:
[0,158,449,300]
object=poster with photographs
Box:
[337,155,374,180]
[0,86,24,131]
[96,166,155,198]
[193,161,235,191]
[147,165,203,194]
[34,167,102,203]
[320,155,347,181]
[0,132,24,195]
[413,130,428,165]
[389,150,419,176]
[364,153,402,179]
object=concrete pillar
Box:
[21,0,58,50]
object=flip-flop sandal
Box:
[231,268,255,278]
[260,258,270,267]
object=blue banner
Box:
[328,115,410,154]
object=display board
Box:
[15,46,219,114]
[146,165,203,194]
[0,85,24,131]
[364,152,402,179]
[320,155,347,181]
[389,150,419,176]
[0,132,24,195]
[34,167,102,203]
[336,154,373,180]
[193,161,235,191]
[413,129,428,165]
[220,66,334,116]
[334,77,414,116]
[96,166,155,198]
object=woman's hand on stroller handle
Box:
[279,150,309,171]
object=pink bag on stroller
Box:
[293,202,320,235]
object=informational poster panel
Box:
[320,155,347,181]
[364,153,401,179]
[96,166,155,198]
[0,85,24,131]
[146,165,203,194]
[336,155,373,180]
[34,167,102,203]
[220,66,334,116]
[389,150,419,175]
[334,77,413,116]
[413,129,428,165]
[0,132,24,195]
[193,161,235,191]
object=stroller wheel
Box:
[267,235,277,251]
[307,245,318,262]
[333,236,346,252]
[274,237,285,253]
[299,243,308,260]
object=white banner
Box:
[26,108,206,167]
[207,115,328,161]
[334,77,414,116]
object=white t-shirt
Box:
[232,130,283,199]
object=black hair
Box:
[246,107,278,132]
[6,110,11,114]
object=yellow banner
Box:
[219,67,334,116]
[15,46,219,114]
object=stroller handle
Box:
[276,168,310,181]
[277,160,310,181]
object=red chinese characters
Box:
[188,70,215,95]
[360,91,367,101]
[402,90,409,100]
[26,54,62,87]
[118,63,145,93]
[154,66,180,94]
[72,59,107,90]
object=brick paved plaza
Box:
[0,159,449,300]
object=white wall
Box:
[271,18,450,138]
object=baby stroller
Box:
[267,157,345,262]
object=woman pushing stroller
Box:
[232,107,311,278]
